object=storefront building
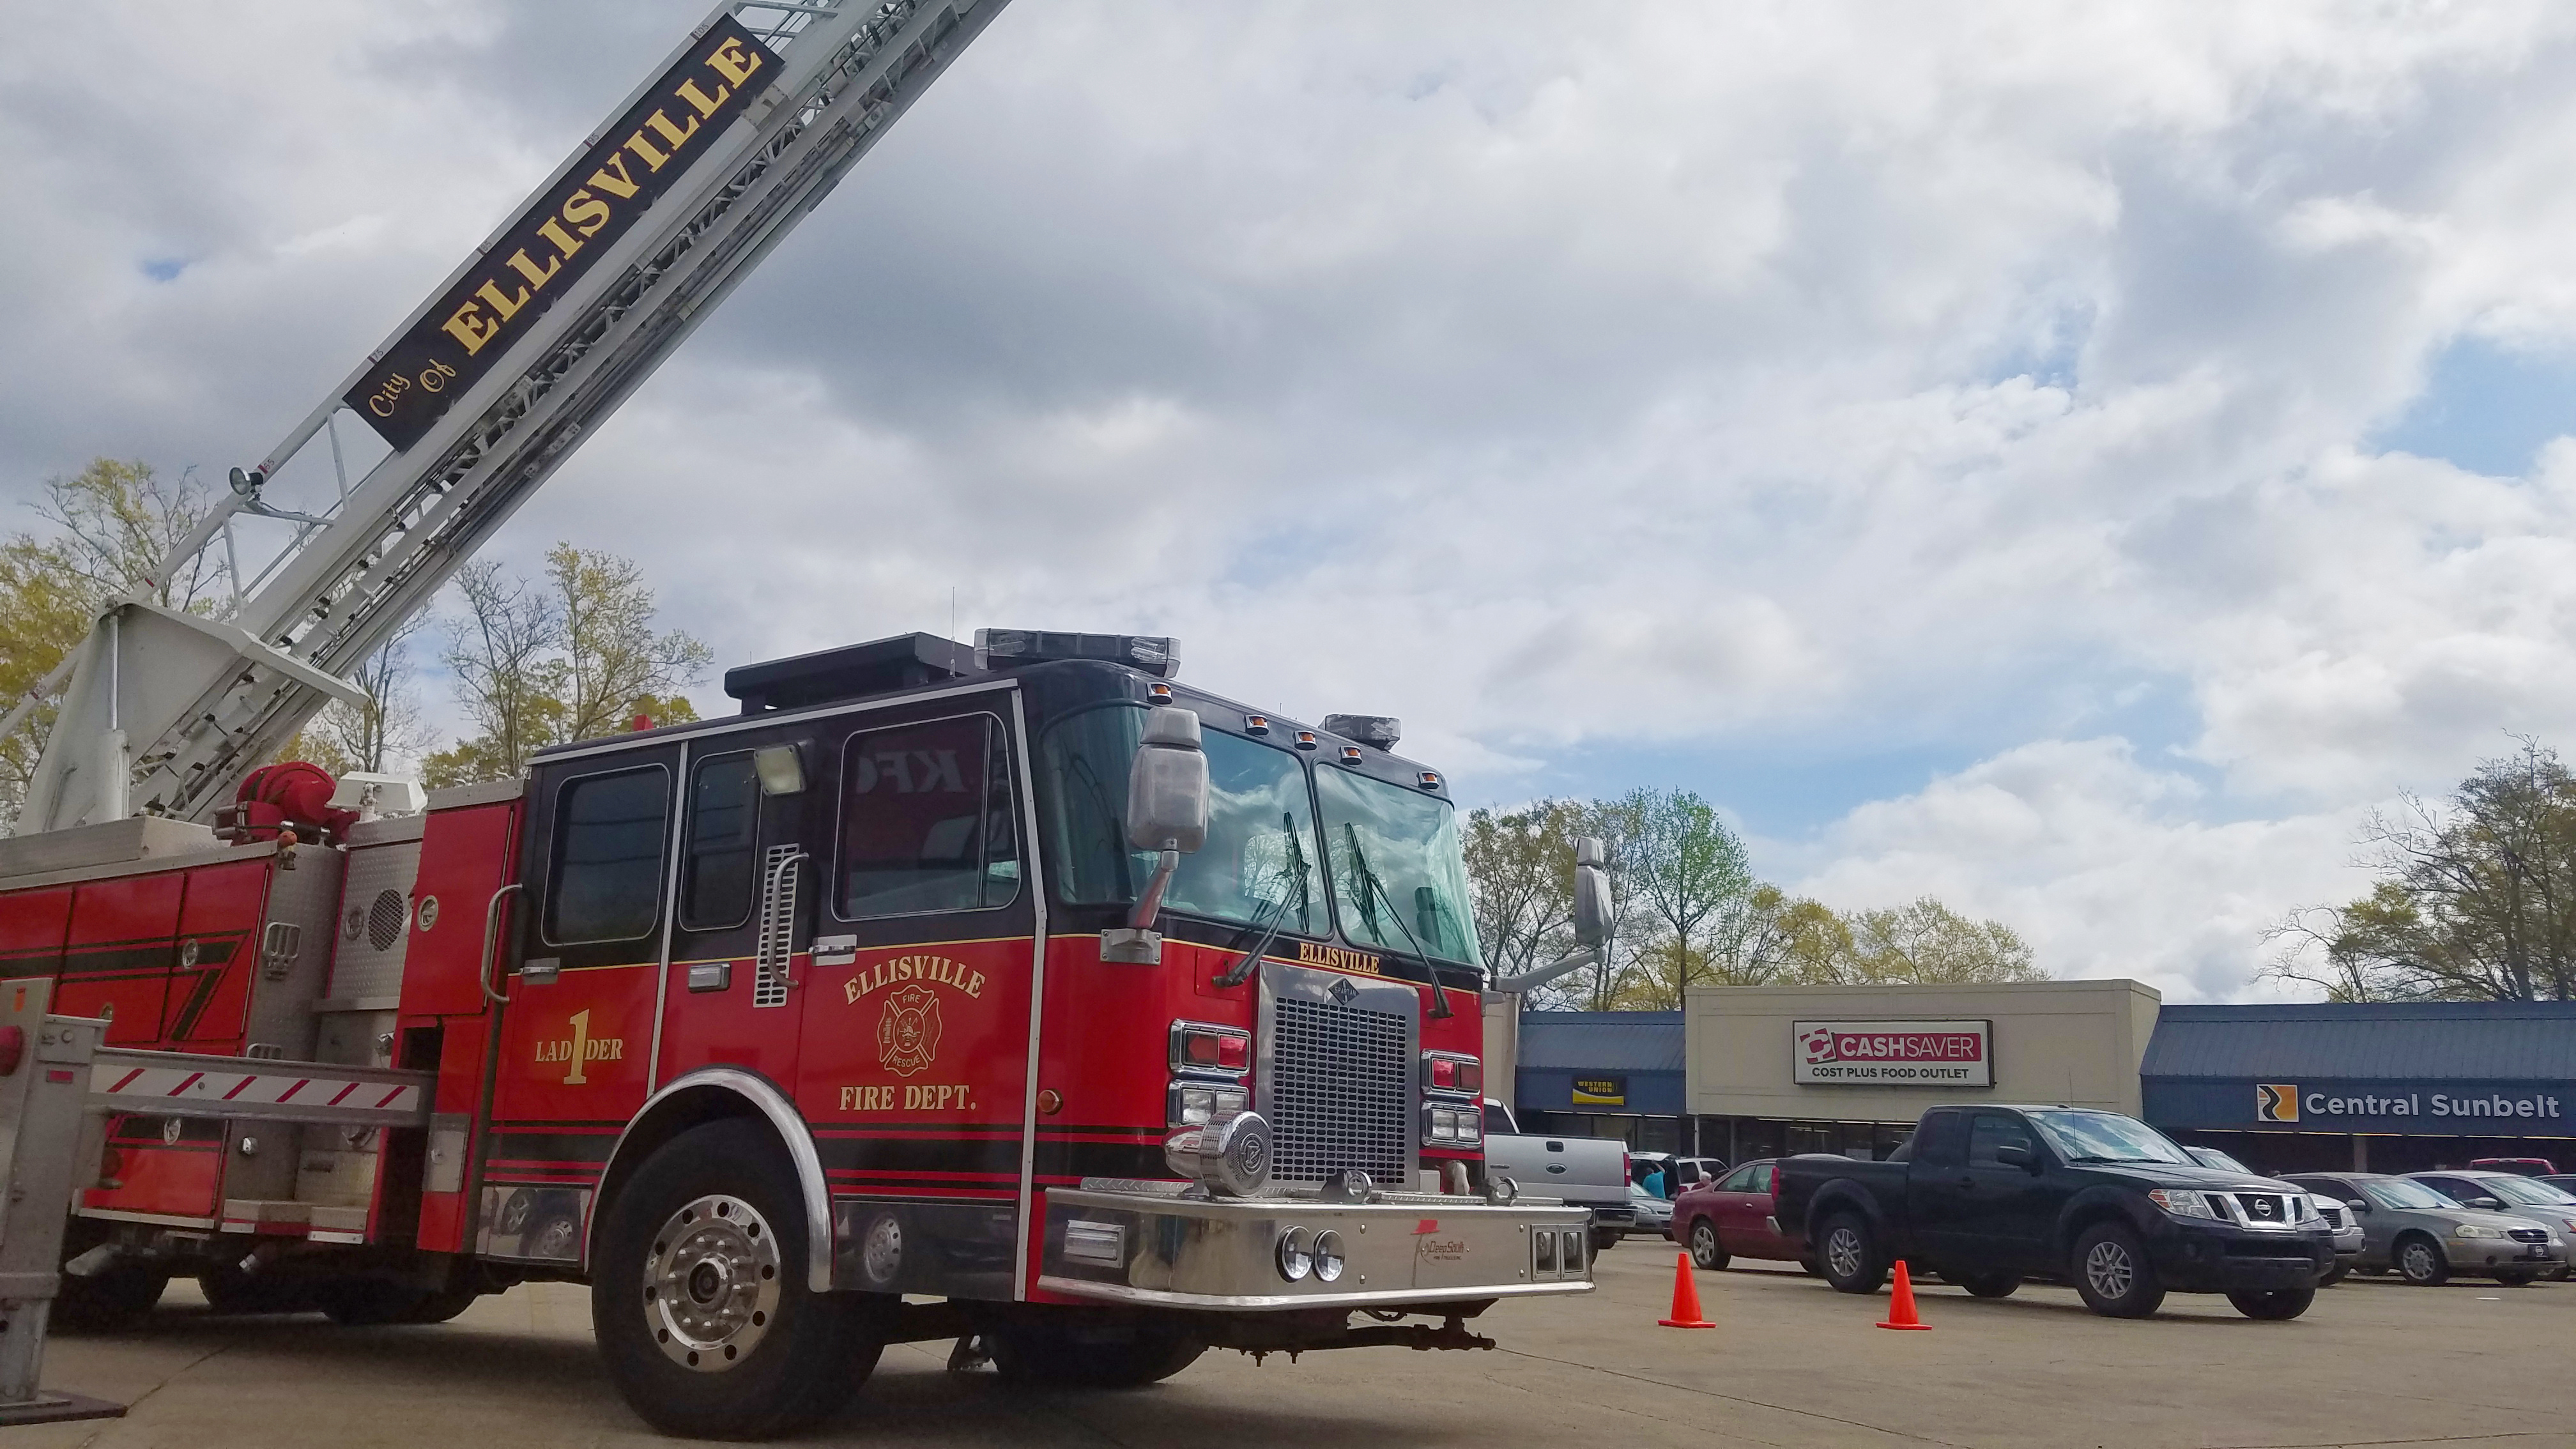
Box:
[1681,980,2162,1163]
[1499,985,2576,1178]
[2142,1001,2576,1174]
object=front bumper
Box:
[2148,1220,2333,1292]
[1037,1184,1594,1311]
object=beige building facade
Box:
[1683,979,2163,1160]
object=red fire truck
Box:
[0,629,1604,1436]
[0,1,1611,1434]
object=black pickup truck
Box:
[1774,1105,2333,1319]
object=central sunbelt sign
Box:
[2257,1083,2565,1124]
[1793,1020,1994,1087]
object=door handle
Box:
[480,882,524,1006]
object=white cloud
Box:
[12,3,2576,998]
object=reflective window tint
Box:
[545,767,670,944]
[680,754,760,930]
[837,716,1020,918]
[1314,765,1480,965]
[1966,1112,2037,1169]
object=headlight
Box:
[2291,1194,2320,1223]
[1276,1226,1313,1281]
[2451,1224,2503,1239]
[2147,1188,2219,1220]
[1311,1230,1346,1283]
[1169,1082,1248,1128]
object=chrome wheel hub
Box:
[1826,1227,1863,1278]
[2084,1241,2133,1299]
[643,1193,780,1372]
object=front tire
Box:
[1590,1227,1621,1254]
[2494,1271,2536,1287]
[1953,1271,2021,1299]
[2227,1286,2315,1320]
[1687,1220,1729,1270]
[592,1119,879,1440]
[2071,1222,2165,1317]
[1816,1213,1885,1294]
[2393,1235,2448,1286]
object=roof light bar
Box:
[974,629,1180,678]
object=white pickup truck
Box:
[1483,1099,1635,1251]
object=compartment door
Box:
[59,872,182,1045]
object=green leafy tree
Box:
[1836,897,2043,984]
[2267,738,2576,1001]
[422,546,710,790]
[1,459,225,832]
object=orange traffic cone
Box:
[1877,1259,1931,1330]
[1658,1252,1715,1329]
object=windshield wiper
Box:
[1215,813,1308,988]
[1341,822,1452,1019]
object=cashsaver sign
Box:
[344,17,777,451]
[1793,1020,1993,1088]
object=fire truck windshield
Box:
[1314,765,1481,967]
[1041,705,1325,933]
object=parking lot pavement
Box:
[15,1246,2576,1449]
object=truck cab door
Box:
[1903,1108,1972,1262]
[1954,1110,2055,1271]
[792,700,1039,1300]
[655,737,815,1089]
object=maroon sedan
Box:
[1672,1158,1807,1271]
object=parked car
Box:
[1627,1181,1676,1238]
[1482,1098,1634,1252]
[2467,1157,2557,1176]
[2409,1171,2576,1276]
[1777,1105,2334,1319]
[1672,1158,1809,1271]
[2279,1172,2565,1286]
[2540,1175,2576,1197]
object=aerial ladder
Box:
[2,0,1012,837]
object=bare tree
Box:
[424,546,712,789]
[426,563,567,789]
[2265,737,2576,1001]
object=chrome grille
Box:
[2232,1192,2289,1224]
[2508,1227,2549,1244]
[1262,985,1414,1186]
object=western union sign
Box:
[345,17,777,450]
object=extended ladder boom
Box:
[10,0,1009,834]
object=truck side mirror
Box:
[1572,836,1611,951]
[1126,706,1209,853]
[2345,1199,2370,1215]
[1993,1144,2034,1170]
[1111,705,1209,943]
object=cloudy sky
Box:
[8,1,2576,1002]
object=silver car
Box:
[1628,1180,1676,1238]
[2281,1172,2566,1286]
[2411,1170,2576,1278]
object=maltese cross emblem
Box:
[877,983,943,1078]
